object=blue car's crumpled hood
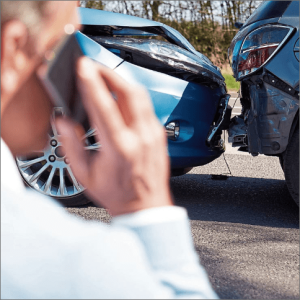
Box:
[78,8,224,83]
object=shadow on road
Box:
[170,174,298,228]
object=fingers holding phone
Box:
[58,57,172,215]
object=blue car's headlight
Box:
[94,36,212,68]
[236,24,294,79]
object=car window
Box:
[243,1,291,27]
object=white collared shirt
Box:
[1,138,218,299]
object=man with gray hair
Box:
[1,1,218,298]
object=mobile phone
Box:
[38,32,89,130]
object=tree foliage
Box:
[79,1,261,67]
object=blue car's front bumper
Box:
[113,61,225,168]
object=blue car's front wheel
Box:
[15,108,99,207]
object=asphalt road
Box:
[66,89,298,299]
[172,155,299,299]
[66,151,299,299]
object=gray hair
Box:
[1,1,48,36]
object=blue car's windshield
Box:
[243,1,291,27]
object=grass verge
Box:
[222,73,240,92]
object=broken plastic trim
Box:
[207,94,231,144]
[82,24,215,66]
[230,134,248,147]
[262,72,299,99]
[91,36,225,86]
[232,70,299,155]
[228,116,248,147]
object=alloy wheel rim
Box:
[16,108,100,198]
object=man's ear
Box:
[1,20,30,101]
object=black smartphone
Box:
[38,32,90,130]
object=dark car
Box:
[228,1,299,205]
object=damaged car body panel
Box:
[79,8,224,83]
[75,31,123,69]
[238,74,298,155]
[228,1,299,204]
[90,36,224,86]
[80,8,213,58]
[228,1,299,156]
[76,8,229,169]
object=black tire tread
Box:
[284,126,299,206]
[171,167,193,177]
[56,193,92,207]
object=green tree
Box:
[80,0,105,10]
[79,0,261,67]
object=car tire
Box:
[283,126,299,206]
[171,167,193,176]
[279,154,284,170]
[16,108,99,207]
[56,194,92,207]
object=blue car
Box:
[228,1,299,205]
[16,8,230,206]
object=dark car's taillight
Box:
[238,44,277,72]
[237,24,294,79]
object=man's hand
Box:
[56,57,173,216]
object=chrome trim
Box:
[237,24,294,79]
[165,121,180,141]
[207,94,230,143]
[241,42,279,54]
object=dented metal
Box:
[246,75,298,155]
[79,7,224,86]
[228,1,299,156]
[90,36,224,86]
[228,71,299,155]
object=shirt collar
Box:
[1,139,26,193]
